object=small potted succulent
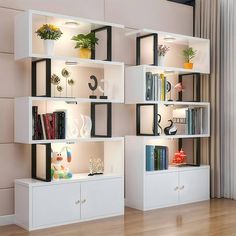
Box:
[71,32,99,59]
[35,24,63,55]
[182,47,197,69]
[158,45,170,66]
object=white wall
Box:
[0,0,193,216]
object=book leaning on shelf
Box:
[32,106,66,140]
[146,72,167,101]
[146,145,169,171]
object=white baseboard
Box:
[0,214,15,226]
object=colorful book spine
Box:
[146,145,155,171]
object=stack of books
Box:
[32,106,66,140]
[186,108,203,135]
[146,72,167,101]
[146,145,169,171]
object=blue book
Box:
[146,145,155,171]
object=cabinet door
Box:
[81,178,123,220]
[32,183,81,228]
[179,168,209,204]
[145,172,179,210]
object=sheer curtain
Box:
[195,0,221,198]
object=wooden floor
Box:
[1,199,236,236]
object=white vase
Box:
[80,114,92,138]
[158,55,165,67]
[44,39,55,56]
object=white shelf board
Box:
[126,100,210,106]
[126,134,210,140]
[22,96,123,104]
[29,9,124,29]
[30,139,77,144]
[24,137,124,144]
[15,173,123,187]
[78,137,124,142]
[145,165,210,175]
[31,54,124,68]
[133,65,201,75]
[145,65,201,74]
[125,28,209,44]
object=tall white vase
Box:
[44,39,55,56]
[158,55,165,67]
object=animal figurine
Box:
[164,119,177,135]
[51,146,73,180]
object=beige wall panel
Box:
[105,0,193,36]
[0,53,30,97]
[0,144,30,189]
[0,188,14,216]
[0,99,14,143]
[0,7,19,53]
[0,0,105,21]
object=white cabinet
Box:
[15,176,124,231]
[143,167,210,210]
[179,168,210,204]
[81,178,123,219]
[32,183,81,228]
[145,172,179,209]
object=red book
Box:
[43,114,51,139]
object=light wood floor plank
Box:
[1,199,236,236]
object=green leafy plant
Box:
[182,47,197,63]
[71,32,99,49]
[35,24,63,40]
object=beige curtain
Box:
[195,0,221,198]
[220,0,236,199]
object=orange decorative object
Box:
[183,62,193,69]
[172,149,187,165]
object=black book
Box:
[32,106,38,140]
[146,72,153,101]
[37,114,43,140]
[56,111,66,139]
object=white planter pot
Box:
[44,39,55,56]
[158,55,165,67]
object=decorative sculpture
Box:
[88,75,98,99]
[164,119,177,135]
[98,79,108,99]
[88,158,104,176]
[80,114,92,138]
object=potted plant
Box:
[182,47,197,69]
[158,45,170,66]
[35,24,63,55]
[71,32,99,59]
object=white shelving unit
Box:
[126,29,210,74]
[15,10,124,60]
[125,136,209,211]
[125,28,211,211]
[14,10,125,231]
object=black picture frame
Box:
[32,58,51,97]
[32,143,51,182]
[91,102,112,137]
[136,104,159,136]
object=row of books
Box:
[32,106,66,140]
[146,72,167,101]
[186,108,203,135]
[146,145,169,171]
